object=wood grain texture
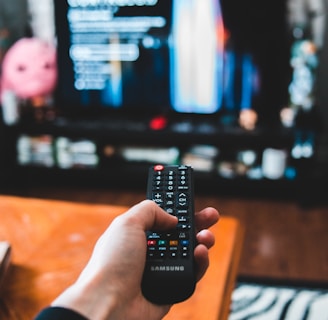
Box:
[0,195,244,320]
[4,186,328,284]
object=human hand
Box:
[51,200,219,320]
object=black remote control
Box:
[141,164,196,304]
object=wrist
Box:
[51,277,121,320]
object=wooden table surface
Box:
[0,195,244,320]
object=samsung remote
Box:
[141,164,196,304]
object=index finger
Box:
[195,207,220,232]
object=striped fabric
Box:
[229,282,328,320]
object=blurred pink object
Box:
[1,37,57,101]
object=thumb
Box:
[125,200,178,231]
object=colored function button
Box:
[147,240,156,246]
[170,240,179,246]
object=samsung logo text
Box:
[150,266,185,272]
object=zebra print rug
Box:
[229,281,328,320]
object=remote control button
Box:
[167,169,175,176]
[178,216,189,223]
[165,231,175,238]
[152,192,164,206]
[166,191,174,197]
[177,223,191,230]
[165,198,174,207]
[169,244,178,255]
[165,174,175,181]
[169,240,178,246]
[177,209,188,215]
[170,251,178,258]
[147,240,157,246]
[165,207,175,215]
[148,232,160,239]
[177,193,188,208]
[154,164,164,171]
[178,175,188,183]
[147,252,156,259]
[181,251,189,258]
[152,180,164,191]
[178,232,189,239]
[166,185,175,191]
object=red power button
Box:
[154,164,164,171]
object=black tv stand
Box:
[0,113,321,203]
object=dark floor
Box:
[2,184,328,287]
